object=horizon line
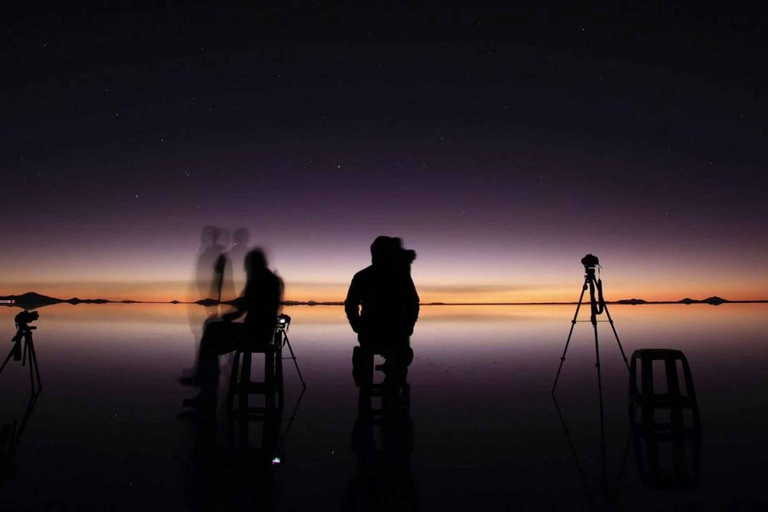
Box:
[2,291,767,307]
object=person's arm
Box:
[406,276,420,334]
[221,290,248,322]
[344,275,362,333]
[222,307,244,322]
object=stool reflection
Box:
[342,357,418,511]
[629,349,702,490]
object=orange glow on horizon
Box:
[3,278,766,304]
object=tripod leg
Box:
[593,315,607,486]
[602,303,630,369]
[29,352,38,391]
[283,335,307,389]
[24,336,42,390]
[552,281,588,395]
[276,338,284,396]
[0,350,14,376]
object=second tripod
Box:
[275,314,306,389]
[552,254,629,396]
[0,315,43,393]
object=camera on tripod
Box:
[1,310,42,391]
[11,311,39,361]
[277,314,291,331]
[552,254,629,396]
[14,310,39,331]
[581,254,600,268]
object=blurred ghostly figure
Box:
[185,226,234,377]
[195,226,236,309]
[229,228,251,293]
[196,226,225,301]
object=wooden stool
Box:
[227,339,283,417]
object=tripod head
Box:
[581,254,600,276]
[10,311,39,363]
[581,254,600,280]
[276,313,291,332]
[12,311,38,343]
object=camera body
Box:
[277,313,291,331]
[15,310,39,327]
[11,310,39,361]
[581,254,600,268]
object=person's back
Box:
[221,248,283,345]
[242,266,282,340]
[346,264,418,347]
[345,236,419,350]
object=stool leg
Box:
[629,352,639,421]
[228,350,242,412]
[265,347,275,390]
[641,354,654,426]
[666,358,681,402]
[681,356,697,404]
[239,352,252,412]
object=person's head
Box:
[201,225,219,247]
[244,248,268,275]
[218,229,231,250]
[370,236,401,266]
[401,248,417,267]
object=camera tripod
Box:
[552,262,629,397]
[0,324,42,393]
[275,326,306,390]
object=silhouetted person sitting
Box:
[345,236,419,387]
[182,248,283,410]
[222,248,283,344]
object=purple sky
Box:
[2,4,766,301]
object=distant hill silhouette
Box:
[0,292,112,309]
[678,296,729,305]
[0,292,63,308]
[617,298,648,305]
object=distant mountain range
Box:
[1,292,765,310]
[616,296,730,305]
[0,292,110,308]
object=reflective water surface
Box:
[1,303,767,510]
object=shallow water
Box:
[0,303,766,510]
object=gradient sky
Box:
[2,4,767,302]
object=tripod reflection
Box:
[552,394,631,510]
[0,389,41,487]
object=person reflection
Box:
[345,236,419,388]
[179,390,282,510]
[181,248,283,410]
[342,385,418,510]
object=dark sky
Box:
[2,3,767,302]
